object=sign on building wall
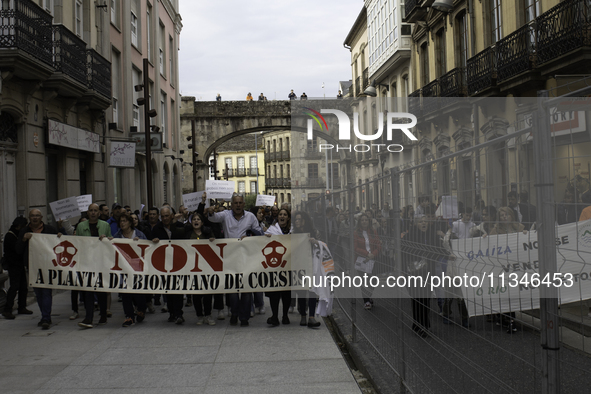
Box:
[109,141,136,168]
[47,120,100,153]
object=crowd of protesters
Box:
[1,193,333,331]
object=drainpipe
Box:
[468,0,476,57]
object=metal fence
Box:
[300,94,591,393]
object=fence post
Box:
[534,90,560,394]
[348,182,357,342]
[391,170,407,393]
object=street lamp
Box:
[364,80,390,97]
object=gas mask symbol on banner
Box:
[261,240,288,269]
[52,240,78,268]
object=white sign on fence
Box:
[255,194,276,207]
[183,191,209,211]
[76,194,93,212]
[437,196,459,219]
[205,180,235,199]
[49,197,81,221]
[109,141,136,168]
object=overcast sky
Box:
[178,0,362,101]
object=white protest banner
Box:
[29,234,312,294]
[109,141,136,168]
[255,194,276,207]
[437,196,458,219]
[49,197,81,221]
[183,191,209,211]
[76,194,93,212]
[450,220,591,317]
[206,180,235,199]
[139,204,145,216]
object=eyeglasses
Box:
[232,193,244,197]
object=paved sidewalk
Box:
[0,291,361,394]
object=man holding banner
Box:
[75,203,113,329]
[207,193,263,326]
[16,209,59,329]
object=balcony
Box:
[440,68,467,97]
[536,0,591,69]
[403,0,432,23]
[264,152,270,162]
[86,49,111,100]
[467,47,496,96]
[355,76,361,97]
[248,168,259,176]
[225,168,234,177]
[421,79,439,115]
[362,68,369,91]
[276,178,284,187]
[279,150,290,160]
[0,0,54,79]
[408,89,421,117]
[52,25,87,86]
[496,23,535,84]
[236,168,246,177]
[283,178,291,188]
[304,178,326,188]
[305,149,323,159]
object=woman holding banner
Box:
[264,208,292,326]
[113,212,148,327]
[186,212,217,326]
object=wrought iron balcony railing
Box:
[87,49,111,99]
[277,178,284,187]
[225,168,234,177]
[0,0,53,67]
[362,68,369,90]
[305,178,325,188]
[280,150,290,160]
[467,46,496,96]
[496,23,535,83]
[422,80,439,115]
[236,168,246,177]
[355,76,361,97]
[283,178,291,188]
[536,0,591,66]
[248,168,259,176]
[52,24,87,86]
[408,89,421,116]
[439,67,467,97]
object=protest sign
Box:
[183,191,210,211]
[76,194,93,212]
[49,197,81,221]
[29,234,312,294]
[255,194,276,207]
[206,180,235,199]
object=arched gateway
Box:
[179,97,354,192]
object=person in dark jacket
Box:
[402,208,450,338]
[2,216,31,319]
[15,209,59,329]
[151,206,186,324]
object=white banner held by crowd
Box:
[255,194,276,207]
[49,197,81,221]
[182,191,209,211]
[76,194,93,212]
[451,220,591,317]
[29,234,312,294]
[205,180,235,199]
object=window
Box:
[43,0,53,14]
[491,0,502,42]
[169,36,174,83]
[524,0,540,23]
[146,8,152,60]
[225,158,233,173]
[286,164,290,177]
[238,181,246,193]
[435,29,446,78]
[250,156,257,174]
[112,98,118,128]
[279,165,284,179]
[328,163,339,183]
[159,49,164,74]
[420,42,429,86]
[250,181,257,194]
[456,12,469,69]
[307,138,317,151]
[308,163,318,178]
[160,92,167,139]
[133,105,140,127]
[131,12,138,47]
[75,0,83,37]
[159,23,166,76]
